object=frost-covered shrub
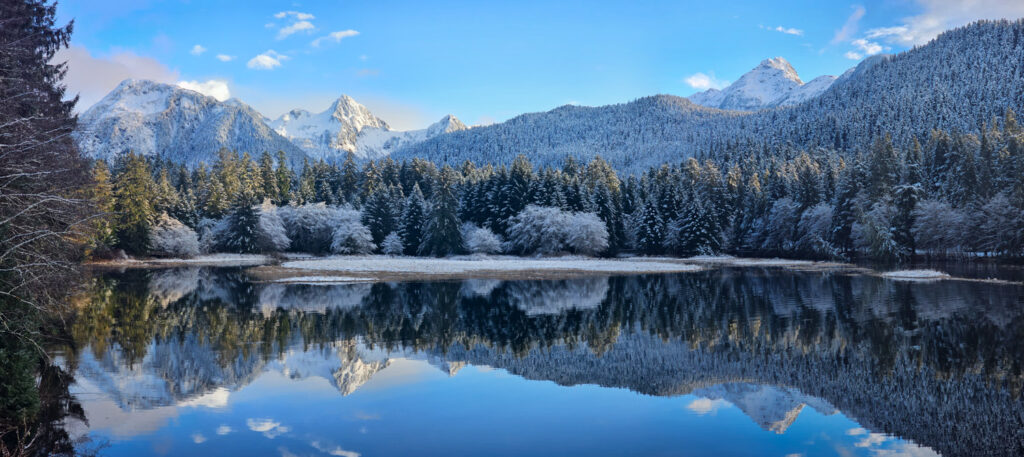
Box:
[912,199,968,254]
[761,198,801,252]
[506,205,608,255]
[149,213,200,258]
[330,208,375,255]
[256,201,290,252]
[461,223,503,254]
[795,203,836,257]
[278,203,349,254]
[563,212,608,256]
[197,217,229,254]
[381,232,404,256]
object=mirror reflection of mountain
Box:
[61,267,1024,456]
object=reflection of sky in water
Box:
[61,266,1024,456]
[72,356,937,457]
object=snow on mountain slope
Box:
[271,95,468,161]
[74,79,308,167]
[688,57,837,111]
[356,114,468,160]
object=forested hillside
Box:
[394,20,1024,172]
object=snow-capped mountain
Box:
[270,96,468,160]
[74,79,308,167]
[688,57,837,111]
[356,113,468,160]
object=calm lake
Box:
[49,265,1024,456]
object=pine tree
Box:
[668,197,721,256]
[636,198,664,255]
[88,161,117,251]
[259,151,279,202]
[275,150,293,204]
[223,190,261,254]
[113,152,157,254]
[420,166,464,257]
[340,151,359,203]
[153,168,179,214]
[592,183,623,256]
[400,184,429,255]
[831,165,860,256]
[363,186,402,246]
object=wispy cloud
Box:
[216,54,235,62]
[761,25,803,36]
[865,0,1024,46]
[831,5,866,44]
[53,44,179,110]
[684,72,729,91]
[247,50,289,70]
[312,29,360,47]
[190,44,206,56]
[274,11,315,21]
[278,20,315,39]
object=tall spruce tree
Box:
[401,184,429,256]
[113,153,157,254]
[420,167,463,256]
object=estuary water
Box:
[47,266,1024,456]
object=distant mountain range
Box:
[73,20,1024,171]
[74,80,468,166]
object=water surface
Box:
[49,266,1024,456]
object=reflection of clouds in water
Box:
[312,440,362,457]
[247,418,290,438]
[258,283,372,315]
[460,279,503,298]
[191,433,206,443]
[686,397,730,415]
[178,387,230,408]
[506,277,609,316]
[216,424,233,435]
[147,267,199,307]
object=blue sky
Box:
[56,0,1024,129]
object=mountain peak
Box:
[688,57,835,111]
[756,57,802,84]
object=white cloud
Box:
[312,29,360,47]
[216,425,233,435]
[832,5,866,44]
[762,25,804,36]
[277,20,315,39]
[845,51,863,59]
[274,11,315,20]
[191,433,207,444]
[52,44,179,111]
[684,72,729,90]
[246,418,290,439]
[216,54,235,62]
[865,0,1024,46]
[177,80,231,101]
[190,44,207,56]
[775,26,804,36]
[247,50,289,70]
[852,38,883,54]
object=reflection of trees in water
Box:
[63,267,1024,456]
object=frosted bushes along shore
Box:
[149,213,200,257]
[506,205,609,256]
